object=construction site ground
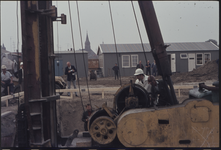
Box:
[1,60,219,140]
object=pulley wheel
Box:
[89,116,117,145]
[114,83,150,113]
[88,108,118,131]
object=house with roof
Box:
[1,44,19,73]
[97,41,219,77]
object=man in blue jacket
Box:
[65,61,78,97]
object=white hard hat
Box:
[1,65,7,69]
[134,68,144,76]
[20,62,23,65]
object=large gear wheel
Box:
[89,116,117,145]
[113,83,150,113]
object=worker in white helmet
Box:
[134,68,159,104]
[1,65,14,95]
[134,68,151,93]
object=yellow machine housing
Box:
[116,99,219,147]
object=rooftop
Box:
[99,41,219,54]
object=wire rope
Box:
[131,1,148,65]
[68,0,85,112]
[56,1,61,96]
[16,1,19,53]
[75,1,92,109]
[108,1,122,86]
[56,1,61,141]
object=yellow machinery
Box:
[88,83,219,147]
[117,99,219,147]
[88,1,219,148]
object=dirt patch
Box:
[171,60,219,83]
[56,93,115,136]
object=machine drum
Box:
[114,83,150,113]
[89,116,117,145]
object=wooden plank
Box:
[56,87,120,93]
[1,92,24,102]
[60,96,73,99]
[55,85,206,93]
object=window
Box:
[131,55,138,67]
[180,53,188,59]
[204,53,211,64]
[196,53,203,65]
[122,55,130,68]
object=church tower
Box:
[85,32,91,50]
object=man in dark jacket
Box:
[136,60,144,70]
[14,62,24,91]
[65,61,78,96]
[112,63,119,80]
[145,60,151,75]
[82,104,94,131]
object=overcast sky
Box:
[1,1,219,53]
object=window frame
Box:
[122,55,130,68]
[204,53,211,64]
[180,53,188,59]
[196,53,203,65]
[131,54,138,67]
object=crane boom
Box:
[138,1,178,105]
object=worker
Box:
[134,68,151,93]
[112,63,119,80]
[134,68,159,105]
[145,60,151,75]
[82,104,94,131]
[1,65,14,95]
[14,62,24,91]
[136,60,144,70]
[148,75,159,103]
[65,61,78,97]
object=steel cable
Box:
[131,1,148,65]
[108,1,122,86]
[68,0,85,112]
[56,1,61,96]
[76,1,92,109]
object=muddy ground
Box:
[1,59,219,137]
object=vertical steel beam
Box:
[20,1,42,144]
[38,1,57,146]
[138,1,178,105]
[21,0,58,147]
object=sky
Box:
[1,1,219,54]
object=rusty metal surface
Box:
[20,1,59,147]
[21,1,39,144]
